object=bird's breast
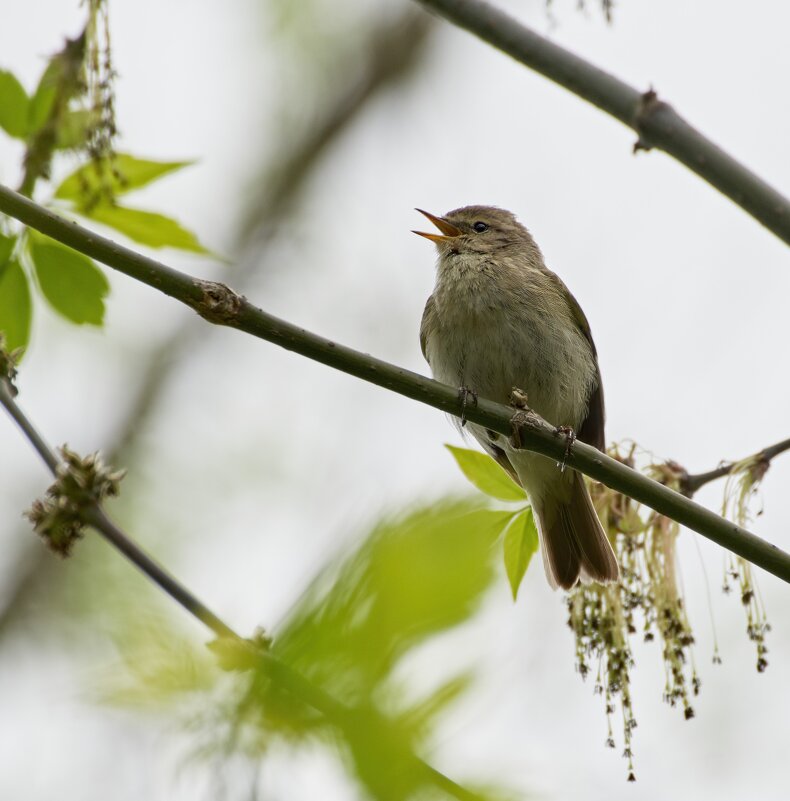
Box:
[425,259,595,428]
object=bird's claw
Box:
[458,386,478,427]
[508,388,532,448]
[554,425,576,473]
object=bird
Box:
[414,205,619,590]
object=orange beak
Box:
[412,208,462,243]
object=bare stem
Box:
[681,436,790,497]
[0,376,238,640]
[413,0,790,246]
[0,183,788,584]
[0,376,480,801]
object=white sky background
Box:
[1,0,789,799]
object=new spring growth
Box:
[26,445,126,556]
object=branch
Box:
[0,7,435,641]
[0,376,237,639]
[413,0,790,247]
[681,435,790,497]
[1,185,789,585]
[0,373,482,801]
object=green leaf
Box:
[55,109,91,150]
[54,153,194,200]
[28,63,59,133]
[28,234,109,325]
[503,507,539,601]
[0,259,32,352]
[446,444,526,502]
[0,232,15,272]
[81,204,209,253]
[0,70,30,138]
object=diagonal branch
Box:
[681,435,790,497]
[1,184,789,584]
[413,0,790,246]
[0,373,484,801]
[0,5,435,640]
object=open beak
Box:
[412,208,462,243]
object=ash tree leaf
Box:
[55,153,195,201]
[0,258,32,352]
[54,109,92,150]
[28,234,109,325]
[0,69,30,139]
[503,507,539,601]
[27,63,59,134]
[0,232,15,271]
[446,444,526,502]
[82,204,209,253]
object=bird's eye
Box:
[473,221,488,233]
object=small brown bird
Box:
[415,205,618,590]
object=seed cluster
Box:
[26,446,125,555]
[567,444,770,780]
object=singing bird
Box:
[415,206,618,590]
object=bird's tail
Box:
[532,471,619,590]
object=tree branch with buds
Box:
[0,355,485,801]
[413,0,790,246]
[1,182,789,584]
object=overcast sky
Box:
[1,1,789,800]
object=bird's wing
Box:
[419,294,436,362]
[548,273,606,452]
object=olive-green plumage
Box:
[416,205,618,589]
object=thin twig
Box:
[0,372,482,801]
[413,0,790,246]
[1,184,788,585]
[0,376,237,640]
[0,7,435,639]
[681,436,790,497]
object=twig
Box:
[0,373,482,801]
[1,184,788,585]
[0,7,435,640]
[0,376,237,640]
[413,0,790,246]
[681,436,790,497]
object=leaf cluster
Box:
[0,37,209,355]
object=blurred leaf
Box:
[446,445,526,502]
[503,507,538,601]
[0,69,29,138]
[54,109,91,150]
[82,204,209,253]
[28,62,59,133]
[99,613,218,708]
[397,672,474,745]
[0,232,15,270]
[272,500,510,720]
[28,233,109,324]
[55,153,194,200]
[0,259,32,352]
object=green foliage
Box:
[445,444,525,502]
[0,70,30,139]
[28,233,109,325]
[55,153,193,202]
[503,507,538,600]
[28,59,62,134]
[102,500,510,799]
[52,155,210,253]
[86,204,209,252]
[446,445,540,601]
[0,258,32,352]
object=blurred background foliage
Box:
[0,1,788,800]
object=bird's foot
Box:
[554,425,576,473]
[509,387,529,410]
[509,388,532,448]
[457,386,478,427]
